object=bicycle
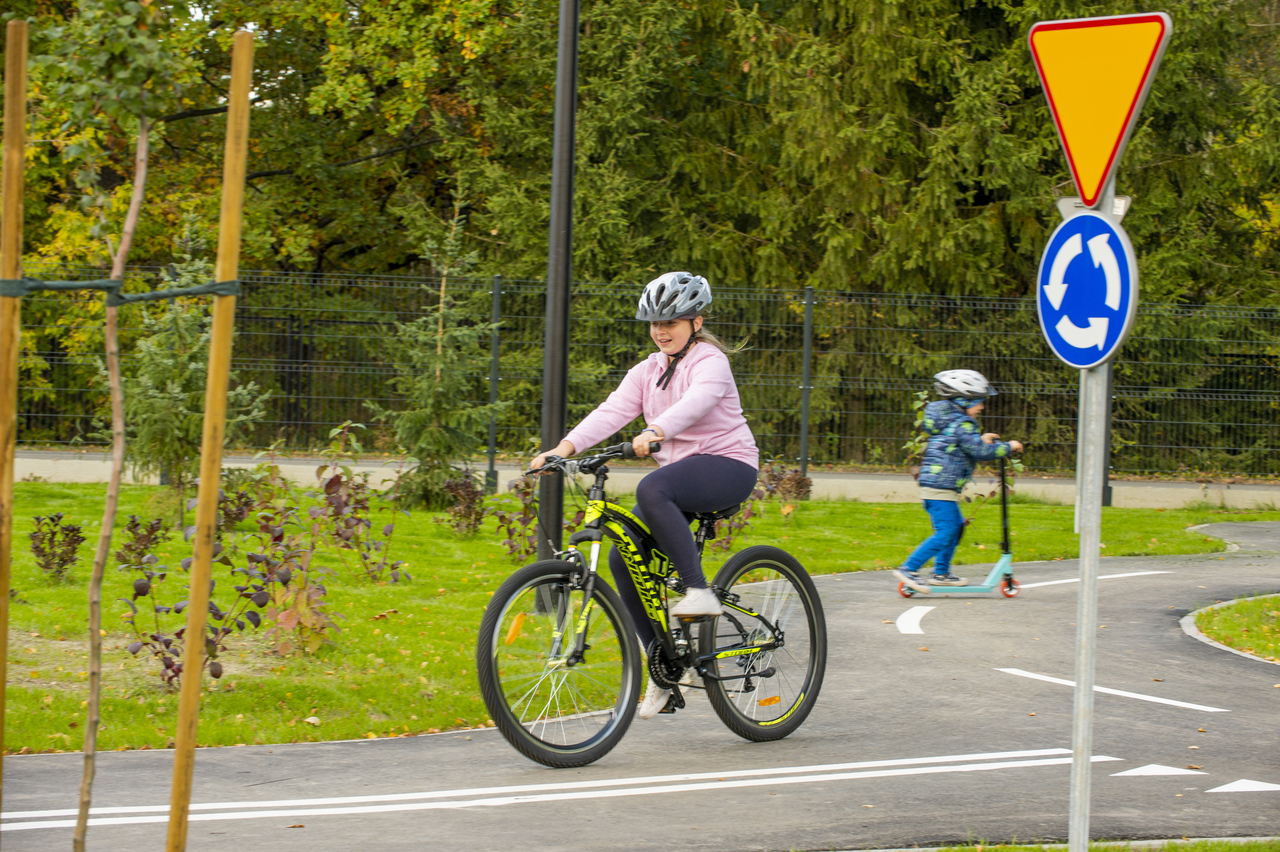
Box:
[476,441,828,768]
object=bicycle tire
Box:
[476,560,641,768]
[699,545,827,741]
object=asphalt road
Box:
[4,523,1279,851]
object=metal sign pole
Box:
[1068,358,1109,852]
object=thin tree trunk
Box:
[74,116,148,852]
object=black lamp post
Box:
[538,0,580,559]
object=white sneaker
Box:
[670,587,722,618]
[639,681,671,719]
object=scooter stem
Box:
[1000,457,1011,555]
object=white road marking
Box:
[996,668,1230,712]
[1207,780,1280,793]
[1,747,1070,821]
[896,606,935,634]
[1,753,1119,832]
[1111,764,1206,776]
[1018,571,1170,589]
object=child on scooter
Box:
[893,370,1023,592]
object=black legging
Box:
[607,454,758,649]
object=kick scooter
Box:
[897,457,1020,599]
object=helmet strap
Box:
[655,337,696,390]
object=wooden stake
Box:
[165,32,253,852]
[0,19,29,828]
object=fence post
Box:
[487,275,502,494]
[799,287,814,477]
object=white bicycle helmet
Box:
[933,369,997,400]
[635,272,712,321]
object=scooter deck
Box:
[898,553,1020,598]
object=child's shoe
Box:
[670,587,722,618]
[639,681,671,719]
[929,572,967,586]
[892,567,929,593]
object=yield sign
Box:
[1029,13,1172,207]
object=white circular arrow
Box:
[1042,228,1122,349]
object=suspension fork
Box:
[563,482,608,666]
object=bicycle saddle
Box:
[692,504,741,523]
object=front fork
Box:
[559,540,601,666]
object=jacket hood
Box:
[921,399,969,436]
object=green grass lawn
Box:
[6,482,1278,753]
[1196,593,1280,663]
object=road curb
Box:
[1180,595,1280,667]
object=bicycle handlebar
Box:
[525,441,661,477]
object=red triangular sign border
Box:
[1029,13,1172,207]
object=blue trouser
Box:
[607,454,759,649]
[903,499,964,575]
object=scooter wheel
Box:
[897,581,915,598]
[1001,577,1020,598]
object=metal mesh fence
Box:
[17,264,1280,477]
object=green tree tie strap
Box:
[0,278,240,305]
[106,279,240,307]
[0,277,122,297]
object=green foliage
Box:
[28,514,86,584]
[112,233,270,504]
[372,299,507,508]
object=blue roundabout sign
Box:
[1036,210,1138,369]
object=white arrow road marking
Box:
[995,668,1230,712]
[1207,780,1280,793]
[0,751,1120,832]
[1112,764,1207,776]
[896,605,935,634]
[1087,233,1122,310]
[1018,571,1171,589]
[1055,314,1109,349]
[1044,233,1081,310]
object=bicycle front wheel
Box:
[476,560,641,768]
[700,545,827,741]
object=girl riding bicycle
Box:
[530,271,759,719]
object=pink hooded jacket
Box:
[563,342,759,469]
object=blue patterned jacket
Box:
[917,400,1013,493]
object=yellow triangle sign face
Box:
[1030,14,1171,207]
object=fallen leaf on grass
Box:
[304,716,321,726]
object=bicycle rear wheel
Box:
[477,560,641,768]
[699,545,826,741]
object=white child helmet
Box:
[933,369,997,400]
[635,272,712,321]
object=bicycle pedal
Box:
[659,686,687,714]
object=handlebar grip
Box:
[649,441,661,454]
[621,443,636,459]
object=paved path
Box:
[15,449,1280,509]
[4,524,1279,851]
